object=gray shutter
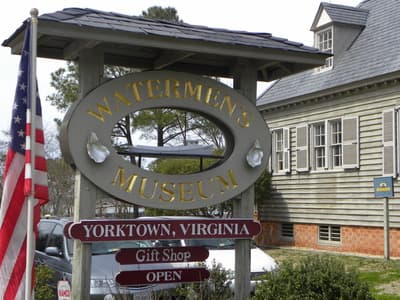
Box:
[270,130,277,173]
[296,125,309,172]
[283,128,290,173]
[342,116,359,169]
[382,110,396,177]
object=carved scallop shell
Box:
[246,139,264,168]
[87,132,110,163]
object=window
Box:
[280,223,294,240]
[319,225,341,243]
[314,122,326,169]
[296,116,358,172]
[311,119,342,170]
[331,120,342,167]
[271,128,290,173]
[36,221,56,252]
[315,27,333,71]
[47,225,65,254]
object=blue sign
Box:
[374,177,394,198]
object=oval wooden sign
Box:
[60,71,270,209]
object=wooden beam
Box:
[152,50,194,70]
[64,39,101,60]
[71,48,104,300]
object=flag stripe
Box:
[0,21,48,300]
[25,122,45,144]
[0,152,24,225]
[24,151,47,172]
[3,238,27,299]
[0,170,26,266]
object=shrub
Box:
[176,260,234,300]
[35,264,55,300]
[252,255,374,300]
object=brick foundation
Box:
[255,221,400,258]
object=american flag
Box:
[0,23,48,299]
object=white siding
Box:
[260,84,400,228]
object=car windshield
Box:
[67,240,152,255]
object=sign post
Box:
[373,176,394,260]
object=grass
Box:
[265,248,400,300]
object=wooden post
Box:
[71,49,104,299]
[384,197,390,260]
[233,60,258,300]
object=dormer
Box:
[311,2,369,71]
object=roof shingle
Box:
[258,0,400,107]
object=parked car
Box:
[35,217,179,300]
[140,216,278,293]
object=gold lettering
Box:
[197,179,214,200]
[129,81,143,102]
[146,79,162,99]
[179,182,194,202]
[159,182,176,202]
[204,87,213,104]
[139,177,158,199]
[184,81,202,101]
[237,111,251,128]
[165,79,181,98]
[215,169,238,193]
[111,167,138,193]
[87,97,113,122]
[204,88,221,108]
[114,91,133,110]
[219,95,237,116]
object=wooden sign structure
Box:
[3,7,327,299]
[64,218,261,287]
[115,246,210,286]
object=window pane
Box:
[316,28,333,69]
[36,221,56,252]
[314,123,325,168]
[330,120,342,167]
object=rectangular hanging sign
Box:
[64,218,261,242]
[116,246,209,264]
[115,268,210,285]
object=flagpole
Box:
[25,8,38,300]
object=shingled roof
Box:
[258,0,400,108]
[2,7,329,81]
[310,2,369,30]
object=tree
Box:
[0,133,8,197]
[141,6,182,22]
[45,159,75,216]
[44,6,185,216]
[144,157,232,217]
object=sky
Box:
[0,0,362,136]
